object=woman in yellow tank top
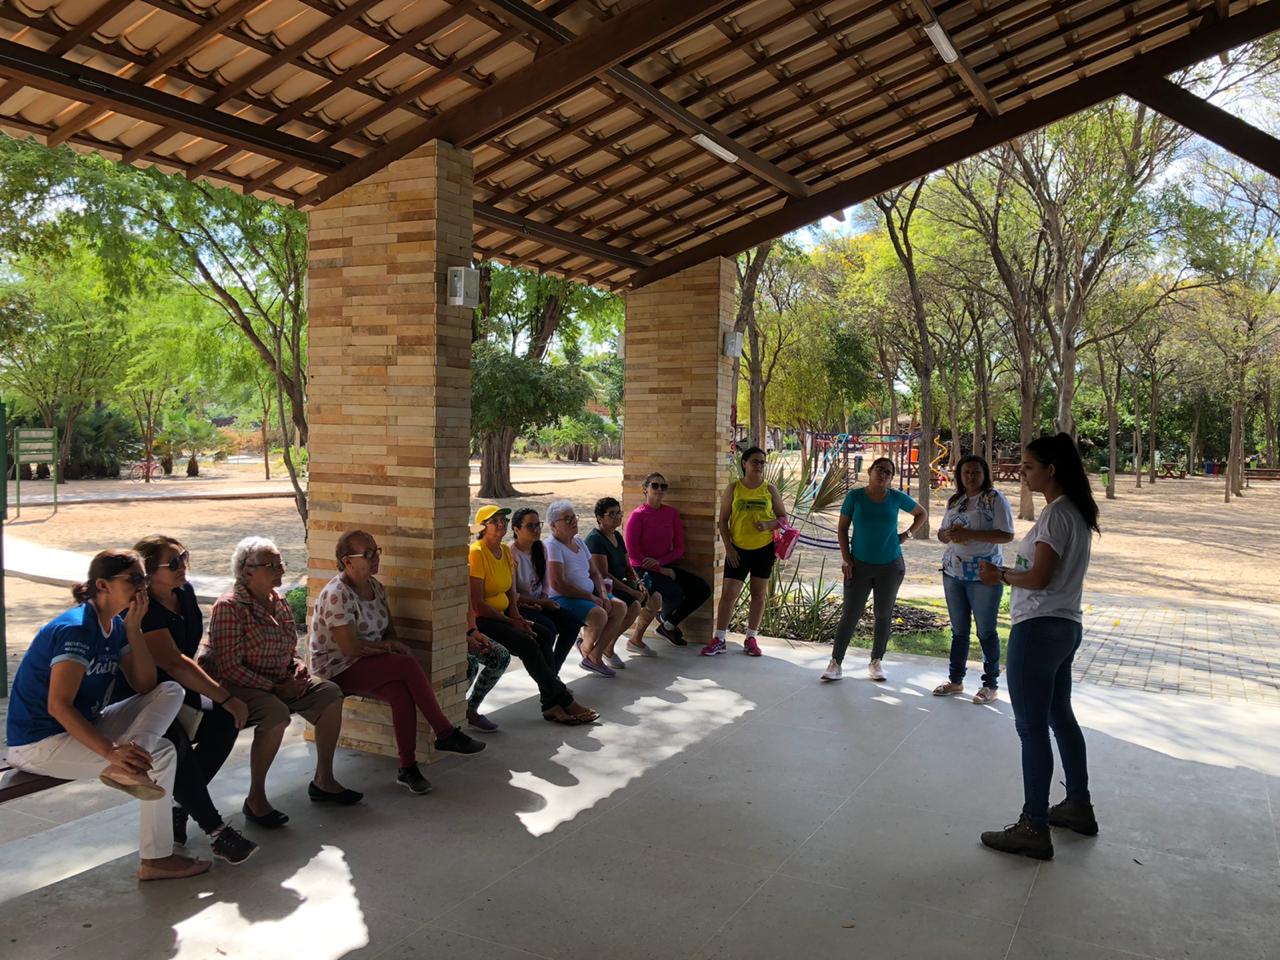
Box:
[703,446,788,658]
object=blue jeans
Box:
[1006,617,1090,824]
[942,574,1003,689]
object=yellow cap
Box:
[471,504,511,533]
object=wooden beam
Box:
[301,0,746,207]
[45,0,269,148]
[121,0,386,165]
[904,0,1001,115]
[1128,75,1280,180]
[475,0,810,197]
[629,2,1280,288]
[0,37,349,171]
[0,0,134,108]
[473,202,657,269]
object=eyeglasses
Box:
[604,510,623,518]
[554,514,578,524]
[110,571,149,587]
[343,547,382,562]
[162,551,190,572]
[487,516,510,526]
[648,483,669,491]
[745,458,766,467]
[248,558,286,572]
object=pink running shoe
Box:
[743,636,762,657]
[700,637,727,657]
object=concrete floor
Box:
[1,639,1278,960]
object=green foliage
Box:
[471,340,592,438]
[285,586,308,626]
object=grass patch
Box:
[885,597,1012,662]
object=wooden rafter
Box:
[0,0,134,109]
[904,0,1002,115]
[0,36,348,171]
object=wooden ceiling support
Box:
[1127,75,1280,179]
[0,36,348,171]
[904,0,1001,115]
[301,0,747,207]
[473,202,656,269]
[629,1,1280,287]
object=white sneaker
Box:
[868,659,887,682]
[821,659,843,681]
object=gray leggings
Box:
[832,556,906,663]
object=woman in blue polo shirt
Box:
[5,549,210,881]
[823,456,927,683]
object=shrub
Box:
[285,586,308,626]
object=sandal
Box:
[973,686,999,704]
[543,709,584,726]
[932,682,964,697]
[242,800,290,828]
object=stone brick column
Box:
[306,141,473,763]
[622,258,736,638]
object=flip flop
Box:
[543,710,584,726]
[571,709,601,723]
[99,773,166,801]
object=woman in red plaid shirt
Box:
[203,537,363,828]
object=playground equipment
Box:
[930,436,952,494]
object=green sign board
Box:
[12,426,58,519]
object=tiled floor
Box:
[2,639,1278,960]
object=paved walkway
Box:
[2,640,1277,960]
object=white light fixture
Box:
[923,21,958,64]
[692,132,740,164]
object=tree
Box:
[471,264,620,498]
[0,246,124,476]
[734,242,774,444]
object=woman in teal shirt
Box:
[823,456,927,682]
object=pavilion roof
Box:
[0,0,1275,289]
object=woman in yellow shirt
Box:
[703,447,788,657]
[468,505,598,725]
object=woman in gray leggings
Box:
[822,456,927,682]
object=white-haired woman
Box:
[544,499,627,678]
[203,537,361,829]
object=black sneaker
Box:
[435,727,485,755]
[1048,797,1099,836]
[210,825,258,865]
[397,764,433,795]
[980,814,1054,860]
[656,623,686,646]
[172,806,189,846]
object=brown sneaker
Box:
[933,681,964,696]
[138,854,212,881]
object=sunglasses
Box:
[343,547,382,562]
[110,571,149,587]
[648,483,669,491]
[521,521,543,530]
[162,551,190,572]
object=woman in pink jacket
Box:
[623,472,711,646]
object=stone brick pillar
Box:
[306,141,473,763]
[622,258,736,638]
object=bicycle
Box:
[128,460,164,482]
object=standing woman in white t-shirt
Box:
[977,434,1100,861]
[934,456,1014,704]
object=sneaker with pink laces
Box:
[743,636,762,657]
[700,637,727,656]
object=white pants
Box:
[7,681,184,859]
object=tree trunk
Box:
[1018,374,1036,520]
[748,322,766,447]
[1262,376,1276,468]
[186,454,199,477]
[947,390,961,468]
[1105,397,1118,500]
[1132,371,1143,489]
[261,419,271,480]
[972,351,984,461]
[1147,372,1159,484]
[1055,341,1078,437]
[916,370,934,537]
[1189,404,1200,476]
[479,426,521,498]
[1225,400,1241,503]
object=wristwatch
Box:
[999,568,1009,584]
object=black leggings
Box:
[643,567,712,626]
[477,617,574,713]
[520,604,582,670]
[166,699,240,834]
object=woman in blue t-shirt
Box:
[5,549,210,881]
[823,456,927,683]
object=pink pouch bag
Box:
[773,521,800,561]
